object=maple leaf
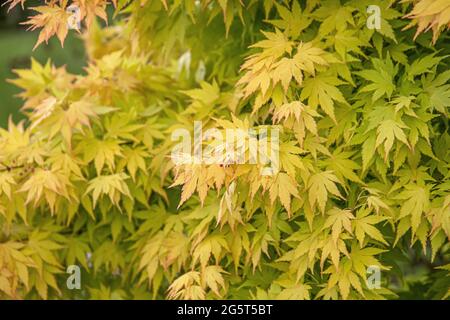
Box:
[19,169,71,213]
[266,2,312,38]
[85,173,132,207]
[63,236,91,269]
[191,235,229,270]
[48,153,84,181]
[250,29,294,59]
[83,138,124,175]
[307,171,343,213]
[270,57,304,92]
[357,56,397,101]
[396,184,430,234]
[121,147,149,181]
[171,165,209,208]
[320,235,349,270]
[348,245,389,280]
[237,30,292,98]
[0,241,36,297]
[273,100,319,126]
[375,119,410,160]
[182,80,221,112]
[364,187,391,214]
[159,231,190,270]
[315,2,356,35]
[22,5,71,50]
[404,0,450,43]
[138,232,164,282]
[429,194,450,240]
[268,172,300,217]
[406,54,447,80]
[324,149,363,185]
[201,265,227,297]
[300,74,347,122]
[424,69,450,115]
[323,263,363,299]
[324,208,355,244]
[279,141,309,179]
[269,41,331,93]
[277,283,311,300]
[332,29,367,59]
[42,99,102,149]
[274,101,320,148]
[293,42,330,77]
[352,208,389,246]
[167,271,205,300]
[72,0,109,28]
[0,172,16,199]
[322,244,390,299]
[238,32,331,101]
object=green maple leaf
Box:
[396,184,430,234]
[375,119,410,160]
[357,55,398,101]
[307,171,343,213]
[300,74,347,122]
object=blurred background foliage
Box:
[0,0,86,128]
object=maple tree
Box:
[0,0,449,300]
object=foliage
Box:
[0,0,449,300]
